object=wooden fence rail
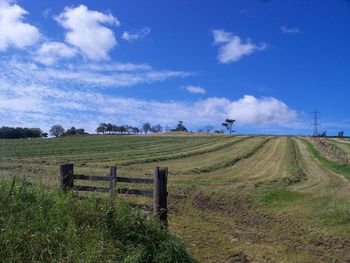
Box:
[59,163,168,226]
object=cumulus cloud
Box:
[212,29,267,63]
[184,85,206,94]
[55,5,119,60]
[35,42,77,65]
[122,27,151,41]
[0,0,40,51]
[280,26,301,34]
[226,95,297,125]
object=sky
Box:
[0,0,350,135]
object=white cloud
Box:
[122,27,151,41]
[0,59,190,89]
[55,5,119,60]
[226,95,297,125]
[0,59,297,132]
[0,0,40,51]
[212,29,267,63]
[280,26,301,34]
[35,41,77,65]
[184,85,206,94]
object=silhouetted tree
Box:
[338,131,344,137]
[96,123,107,134]
[50,125,65,137]
[151,124,162,133]
[143,122,151,134]
[172,121,187,132]
[222,119,235,134]
[131,127,140,134]
[106,123,113,134]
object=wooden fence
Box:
[59,164,168,226]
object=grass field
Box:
[2,134,350,262]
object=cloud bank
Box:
[0,59,297,132]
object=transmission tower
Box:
[312,111,319,136]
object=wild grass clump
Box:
[0,180,195,263]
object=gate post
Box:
[110,166,117,191]
[154,166,168,227]
[59,163,74,191]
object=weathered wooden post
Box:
[154,166,168,227]
[59,163,74,191]
[110,166,117,191]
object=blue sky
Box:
[0,0,350,135]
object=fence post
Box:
[154,166,168,227]
[110,166,117,191]
[59,163,74,191]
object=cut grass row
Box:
[120,136,251,166]
[185,137,271,174]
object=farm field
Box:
[2,134,350,262]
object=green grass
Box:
[0,179,195,263]
[253,188,304,208]
[3,135,350,262]
[302,139,350,179]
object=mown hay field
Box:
[2,134,350,262]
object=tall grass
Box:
[0,180,195,263]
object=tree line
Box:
[0,126,47,139]
[1,119,237,139]
[95,121,188,135]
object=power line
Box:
[312,111,319,136]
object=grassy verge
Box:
[302,139,350,180]
[0,179,195,263]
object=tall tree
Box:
[172,121,187,132]
[96,123,107,134]
[106,123,113,134]
[49,125,65,137]
[222,119,235,134]
[143,122,151,134]
[151,124,162,133]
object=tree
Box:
[338,131,344,137]
[131,127,140,134]
[50,125,65,137]
[119,125,127,135]
[76,128,86,135]
[143,122,151,134]
[65,126,77,136]
[151,124,162,133]
[222,119,235,134]
[96,123,107,134]
[106,123,113,134]
[171,121,188,132]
